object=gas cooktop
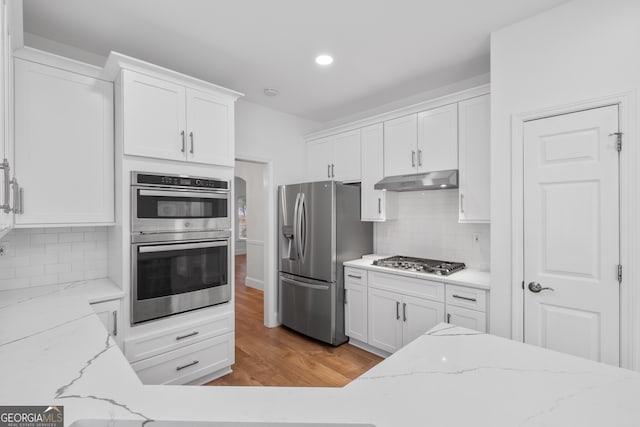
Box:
[372,256,466,276]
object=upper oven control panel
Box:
[133,172,230,190]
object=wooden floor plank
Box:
[205,255,382,387]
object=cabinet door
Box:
[458,94,490,223]
[417,104,458,172]
[361,124,396,221]
[14,60,114,225]
[123,70,186,161]
[0,1,12,236]
[186,88,233,166]
[367,287,402,353]
[446,305,487,333]
[345,282,368,342]
[332,129,361,182]
[306,137,334,182]
[91,299,123,348]
[402,295,445,346]
[383,114,417,177]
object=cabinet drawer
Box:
[125,311,233,363]
[131,333,234,385]
[446,284,487,312]
[446,305,487,333]
[345,267,367,287]
[368,271,444,302]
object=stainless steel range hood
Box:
[374,169,458,192]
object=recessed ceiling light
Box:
[264,88,279,97]
[315,55,333,66]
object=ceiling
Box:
[23,0,568,123]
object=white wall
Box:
[235,160,267,290]
[234,100,320,325]
[490,0,640,339]
[375,190,489,270]
[0,227,108,290]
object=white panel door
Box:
[186,88,233,166]
[332,129,361,182]
[123,70,186,161]
[402,295,445,345]
[383,114,417,177]
[14,59,114,225]
[345,282,368,342]
[446,305,486,333]
[306,137,334,182]
[523,105,619,365]
[361,123,389,221]
[417,104,458,172]
[367,287,402,353]
[458,95,490,223]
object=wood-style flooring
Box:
[206,255,382,387]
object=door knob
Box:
[528,282,555,293]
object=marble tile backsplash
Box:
[0,227,108,291]
[374,189,490,270]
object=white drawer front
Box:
[368,271,444,302]
[446,305,487,333]
[125,311,234,363]
[131,333,234,385]
[446,284,487,312]
[345,267,367,287]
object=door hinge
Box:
[610,132,623,152]
[618,264,623,284]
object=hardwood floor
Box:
[206,254,382,387]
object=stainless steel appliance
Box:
[131,230,231,324]
[130,171,232,324]
[278,181,373,345]
[131,171,230,234]
[374,169,458,192]
[373,255,466,276]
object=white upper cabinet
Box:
[123,71,186,162]
[383,114,417,177]
[458,94,490,223]
[114,60,240,167]
[185,88,234,166]
[361,123,396,222]
[417,104,458,172]
[14,58,114,226]
[0,0,12,236]
[306,130,361,182]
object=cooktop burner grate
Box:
[372,255,466,276]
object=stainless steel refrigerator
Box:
[278,181,373,345]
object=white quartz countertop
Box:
[344,256,491,290]
[3,279,640,426]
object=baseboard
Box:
[347,338,391,358]
[245,276,264,291]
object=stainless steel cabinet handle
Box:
[11,178,19,214]
[418,150,423,167]
[0,159,10,213]
[528,282,555,293]
[189,131,194,154]
[112,311,118,336]
[411,150,416,167]
[452,294,477,302]
[460,193,464,214]
[347,274,362,279]
[403,303,407,322]
[331,164,335,178]
[176,331,199,341]
[378,198,382,214]
[396,301,400,320]
[447,313,451,323]
[18,187,24,214]
[327,164,331,178]
[176,360,199,371]
[180,130,186,153]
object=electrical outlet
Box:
[472,233,481,245]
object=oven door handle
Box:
[138,189,229,199]
[139,241,227,253]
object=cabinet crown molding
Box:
[104,51,244,99]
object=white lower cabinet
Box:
[90,299,123,349]
[130,332,234,386]
[345,269,368,343]
[402,294,446,345]
[446,305,487,332]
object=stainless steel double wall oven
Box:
[131,172,232,324]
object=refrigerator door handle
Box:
[299,193,307,261]
[281,275,329,291]
[293,192,302,260]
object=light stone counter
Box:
[2,280,640,426]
